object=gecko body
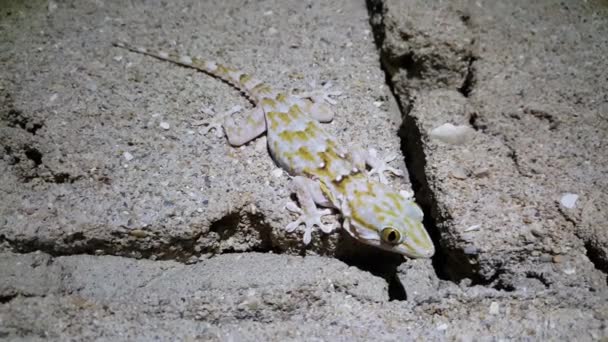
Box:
[114,41,434,258]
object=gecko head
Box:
[346,187,435,258]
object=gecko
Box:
[113,41,435,258]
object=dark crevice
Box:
[6,232,205,263]
[523,107,560,130]
[584,242,608,285]
[557,205,607,282]
[24,147,42,166]
[0,293,43,304]
[458,55,477,97]
[0,294,18,304]
[366,0,480,283]
[468,111,484,131]
[392,53,425,80]
[52,172,80,184]
[585,241,608,273]
[336,233,407,301]
[4,209,278,263]
[208,211,277,255]
[1,105,45,135]
[525,271,552,289]
[471,263,512,290]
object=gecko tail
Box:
[112,41,270,102]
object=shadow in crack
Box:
[336,232,407,301]
[365,0,479,284]
[398,114,479,282]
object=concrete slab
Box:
[1,251,607,340]
[1,0,608,339]
[0,0,407,259]
[370,0,608,291]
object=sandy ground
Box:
[1,0,607,340]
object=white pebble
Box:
[560,193,578,209]
[179,55,192,65]
[464,224,481,232]
[563,267,576,275]
[123,151,134,161]
[48,0,58,12]
[430,123,474,145]
[159,122,170,130]
[113,55,123,62]
[399,190,413,199]
[489,301,500,315]
[436,323,448,331]
[255,136,267,152]
[271,169,284,178]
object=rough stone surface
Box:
[0,0,406,261]
[370,0,608,287]
[1,0,608,340]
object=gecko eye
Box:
[381,227,401,245]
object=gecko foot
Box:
[198,104,243,137]
[298,81,342,105]
[285,202,337,245]
[366,148,404,184]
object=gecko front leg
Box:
[297,81,342,123]
[285,176,338,245]
[350,147,404,184]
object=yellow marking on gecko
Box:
[276,92,287,102]
[304,121,320,136]
[277,111,292,125]
[239,73,252,84]
[386,192,404,211]
[215,64,229,75]
[267,111,280,130]
[262,98,276,109]
[253,83,272,94]
[279,130,309,143]
[295,146,316,162]
[288,104,304,119]
[373,203,398,218]
[350,202,377,232]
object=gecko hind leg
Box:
[201,105,266,146]
[297,81,342,123]
[285,176,338,245]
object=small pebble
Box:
[436,323,448,331]
[450,167,469,180]
[129,229,147,238]
[123,151,134,161]
[159,121,170,130]
[271,168,283,178]
[539,254,553,262]
[489,301,500,315]
[430,123,474,145]
[560,193,578,209]
[552,255,564,263]
[464,224,481,232]
[563,267,576,275]
[463,245,478,255]
[473,168,490,178]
